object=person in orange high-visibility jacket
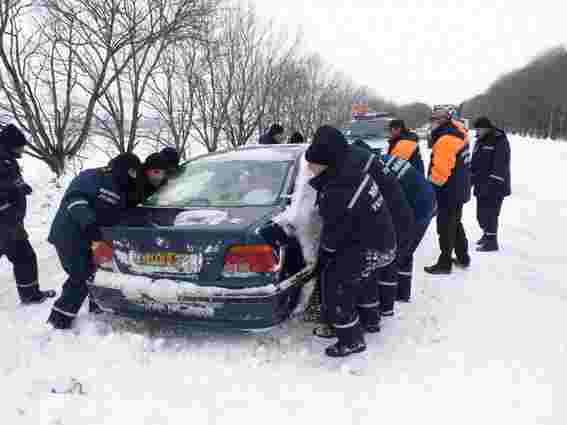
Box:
[424,110,471,274]
[387,120,425,175]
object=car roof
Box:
[188,144,307,164]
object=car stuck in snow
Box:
[89,144,315,331]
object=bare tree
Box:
[0,2,86,174]
[144,41,201,159]
[0,0,215,175]
[222,6,298,147]
[92,0,214,155]
[190,9,237,153]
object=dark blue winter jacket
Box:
[380,154,436,224]
[305,127,396,258]
[48,168,131,248]
[258,132,278,145]
[310,161,396,258]
[429,123,472,207]
[348,144,416,253]
[387,131,425,175]
[0,146,30,227]
[470,128,511,199]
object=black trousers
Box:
[377,261,399,315]
[0,224,40,300]
[436,203,468,264]
[397,214,434,300]
[476,196,504,236]
[321,251,382,329]
[49,242,95,327]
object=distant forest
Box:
[462,45,567,140]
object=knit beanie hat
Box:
[305,125,349,168]
[269,124,284,136]
[0,124,28,149]
[144,152,169,170]
[473,116,493,129]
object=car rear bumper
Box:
[88,268,314,330]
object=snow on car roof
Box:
[190,145,305,164]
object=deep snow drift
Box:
[1,136,566,424]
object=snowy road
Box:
[1,137,566,424]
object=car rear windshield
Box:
[144,158,293,208]
[342,118,389,140]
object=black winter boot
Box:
[47,309,74,330]
[424,255,452,275]
[477,236,498,252]
[21,289,57,305]
[452,254,471,268]
[476,234,488,246]
[325,320,366,358]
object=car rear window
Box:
[342,118,390,140]
[144,159,293,208]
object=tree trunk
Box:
[45,154,66,177]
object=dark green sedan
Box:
[89,144,313,331]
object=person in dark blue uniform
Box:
[354,139,436,302]
[47,153,141,329]
[258,124,284,145]
[349,140,415,315]
[387,119,425,174]
[127,152,170,207]
[305,125,397,358]
[289,131,305,144]
[160,146,181,176]
[471,117,511,252]
[0,124,56,304]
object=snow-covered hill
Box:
[1,136,566,424]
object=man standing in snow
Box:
[387,119,425,174]
[424,109,472,274]
[304,125,397,357]
[258,124,284,145]
[470,117,511,252]
[0,124,56,304]
[47,153,141,329]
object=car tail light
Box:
[92,241,113,270]
[223,244,277,277]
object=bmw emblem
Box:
[155,237,169,249]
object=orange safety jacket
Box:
[428,124,471,207]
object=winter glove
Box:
[83,223,103,242]
[257,221,291,248]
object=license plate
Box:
[129,251,204,274]
[134,252,178,267]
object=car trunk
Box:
[100,205,281,287]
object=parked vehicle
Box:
[341,114,393,153]
[89,144,314,331]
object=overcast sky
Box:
[252,0,567,106]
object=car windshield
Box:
[342,119,390,140]
[144,158,292,208]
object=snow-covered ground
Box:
[1,136,566,424]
